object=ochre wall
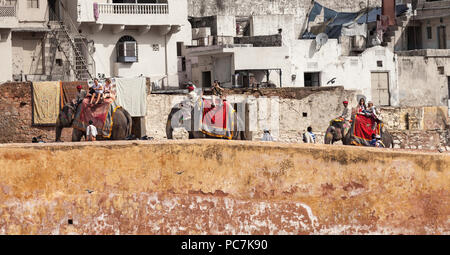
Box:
[0,140,448,235]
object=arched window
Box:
[117,35,138,63]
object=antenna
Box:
[315,33,328,51]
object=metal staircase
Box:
[47,2,95,81]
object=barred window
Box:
[116,36,138,63]
[5,0,17,6]
[27,0,39,8]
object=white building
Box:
[0,0,192,87]
[69,0,191,87]
[184,13,399,107]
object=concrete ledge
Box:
[0,140,448,234]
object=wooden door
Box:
[371,72,390,106]
[438,26,447,49]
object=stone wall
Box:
[0,140,448,234]
[0,82,72,143]
[234,34,282,47]
[146,87,449,151]
[380,106,449,150]
[146,86,359,140]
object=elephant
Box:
[166,101,252,140]
[325,117,394,148]
[55,102,132,142]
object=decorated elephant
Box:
[166,99,252,140]
[55,101,132,142]
[325,116,394,148]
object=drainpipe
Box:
[165,34,168,87]
[365,0,369,49]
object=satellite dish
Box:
[359,1,367,9]
[315,33,328,51]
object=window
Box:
[447,76,450,101]
[27,0,39,8]
[427,27,432,39]
[181,57,186,72]
[304,72,320,87]
[5,0,17,6]
[177,42,183,57]
[116,36,138,63]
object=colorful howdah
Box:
[349,114,381,146]
[199,99,235,140]
[72,97,121,138]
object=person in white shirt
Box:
[90,79,103,105]
[86,120,98,141]
[261,129,274,142]
[367,101,382,130]
[303,127,316,144]
[340,101,351,121]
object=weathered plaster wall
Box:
[397,55,450,107]
[0,30,13,83]
[188,0,382,38]
[0,140,448,234]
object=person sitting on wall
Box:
[261,129,274,142]
[303,127,316,144]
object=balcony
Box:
[77,0,186,33]
[97,3,169,15]
[0,5,18,28]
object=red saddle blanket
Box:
[349,114,381,146]
[199,99,234,139]
[72,97,119,138]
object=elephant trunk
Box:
[324,126,334,144]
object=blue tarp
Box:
[324,7,338,22]
[308,2,323,22]
[329,12,360,26]
[305,2,409,39]
[324,25,343,39]
[396,4,408,16]
[356,7,381,24]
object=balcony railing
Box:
[97,3,169,15]
[0,6,16,17]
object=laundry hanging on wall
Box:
[115,77,147,117]
[32,81,61,125]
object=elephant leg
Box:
[72,129,84,142]
[55,121,63,142]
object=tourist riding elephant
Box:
[325,117,394,148]
[166,101,252,140]
[55,102,132,142]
